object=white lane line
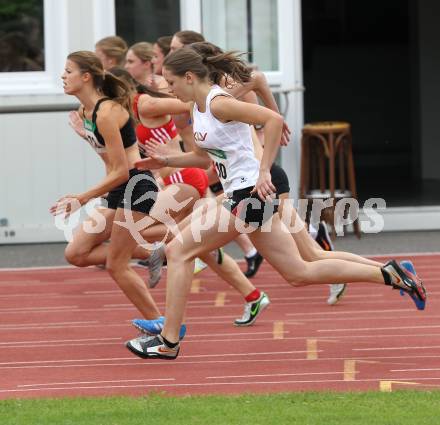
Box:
[206,371,343,379]
[0,293,60,298]
[319,325,440,332]
[391,368,440,372]
[2,376,439,394]
[363,252,440,258]
[18,378,175,388]
[0,350,311,368]
[84,290,121,295]
[0,334,437,350]
[0,357,135,366]
[0,342,121,349]
[190,331,287,338]
[286,314,440,324]
[0,337,121,346]
[0,354,439,371]
[286,308,414,317]
[354,345,440,351]
[0,329,438,346]
[0,265,77,272]
[0,321,99,328]
[0,306,78,312]
[103,299,224,308]
[0,280,108,287]
[0,324,104,331]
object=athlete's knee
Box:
[283,263,310,286]
[166,239,191,264]
[64,245,89,267]
[106,258,128,281]
[286,277,307,287]
[305,247,326,262]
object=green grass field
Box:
[1,391,440,425]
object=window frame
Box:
[0,0,68,96]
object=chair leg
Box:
[299,135,309,199]
[345,134,361,239]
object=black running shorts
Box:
[270,164,290,196]
[210,164,290,197]
[222,186,279,228]
[104,169,158,214]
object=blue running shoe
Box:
[382,259,427,310]
[400,260,428,311]
[132,316,187,340]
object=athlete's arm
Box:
[211,96,283,199]
[138,95,191,118]
[80,103,130,203]
[225,72,290,146]
[226,72,277,109]
[135,146,211,171]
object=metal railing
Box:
[0,103,78,114]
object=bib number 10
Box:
[214,161,227,179]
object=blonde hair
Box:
[95,36,128,66]
[129,42,154,62]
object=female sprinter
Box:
[126,47,426,359]
[152,35,172,77]
[114,68,271,330]
[52,51,167,327]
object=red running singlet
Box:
[133,94,178,155]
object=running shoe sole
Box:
[400,260,427,310]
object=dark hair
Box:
[155,35,172,56]
[109,66,171,99]
[67,51,131,111]
[95,36,128,66]
[164,45,251,86]
[187,42,223,86]
[189,41,223,56]
[173,30,205,46]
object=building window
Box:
[202,0,279,71]
[115,0,180,45]
[0,0,45,72]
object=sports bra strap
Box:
[92,98,111,123]
[132,93,141,121]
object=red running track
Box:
[0,254,439,399]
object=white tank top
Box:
[192,86,259,195]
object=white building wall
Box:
[0,0,437,244]
[0,0,111,244]
[0,111,104,243]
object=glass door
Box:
[190,0,304,200]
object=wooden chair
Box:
[299,121,361,238]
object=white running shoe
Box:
[234,292,270,326]
[327,283,347,305]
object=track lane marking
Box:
[215,292,226,307]
[273,321,284,339]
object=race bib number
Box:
[83,119,104,152]
[206,149,228,180]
